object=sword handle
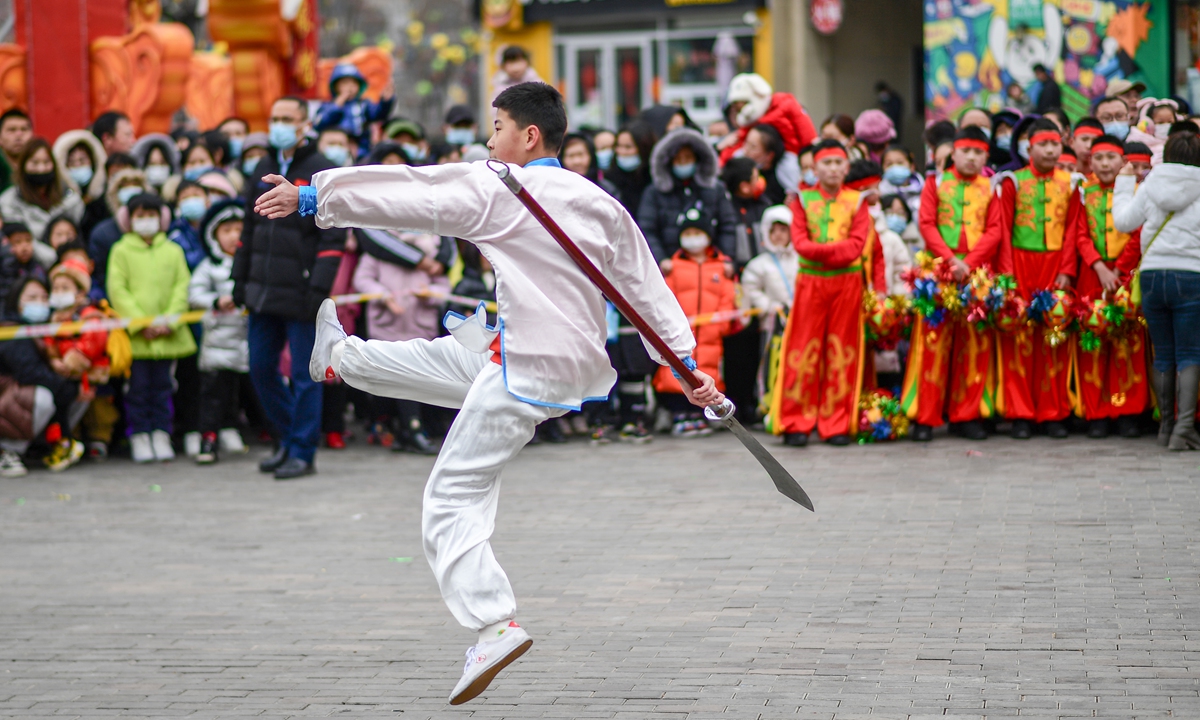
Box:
[704,399,736,423]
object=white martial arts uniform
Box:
[313,160,695,630]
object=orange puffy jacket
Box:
[654,249,738,394]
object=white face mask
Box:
[49,292,76,310]
[132,216,160,238]
[1154,124,1171,140]
[680,234,710,254]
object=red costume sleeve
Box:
[917,180,956,261]
[968,178,1014,273]
[870,230,887,293]
[1058,189,1083,278]
[793,199,871,268]
[1115,228,1142,275]
[76,308,110,366]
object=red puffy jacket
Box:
[653,249,738,394]
[719,93,818,165]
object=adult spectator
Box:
[1105,78,1145,110]
[741,123,788,204]
[0,138,84,267]
[442,105,478,151]
[232,96,342,480]
[854,109,896,163]
[1094,96,1132,140]
[217,117,250,166]
[640,105,698,139]
[1112,131,1200,451]
[559,133,617,196]
[0,109,32,193]
[490,45,541,102]
[637,128,738,270]
[92,111,135,157]
[875,81,904,136]
[1033,64,1062,114]
[52,129,108,211]
[719,73,817,174]
[605,121,656,216]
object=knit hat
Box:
[726,73,773,128]
[676,202,716,236]
[50,258,91,294]
[196,171,238,199]
[855,109,896,145]
[759,204,793,242]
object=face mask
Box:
[595,148,613,170]
[1017,139,1031,160]
[117,186,143,205]
[323,145,350,167]
[883,165,910,186]
[995,134,1012,151]
[242,157,259,176]
[132,216,160,238]
[178,196,207,222]
[145,164,170,187]
[885,213,908,234]
[183,165,213,182]
[672,162,696,180]
[1103,122,1130,141]
[25,170,55,187]
[269,122,299,150]
[680,234,709,254]
[615,154,640,172]
[446,128,475,146]
[1154,124,1171,140]
[401,142,427,162]
[20,302,49,324]
[228,137,244,160]
[802,169,818,187]
[68,166,93,187]
[49,292,76,310]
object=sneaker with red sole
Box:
[325,432,346,449]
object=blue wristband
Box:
[671,355,698,380]
[298,185,317,217]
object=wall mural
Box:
[924,0,1170,122]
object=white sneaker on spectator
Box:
[448,621,532,705]
[130,433,154,463]
[0,449,27,477]
[219,428,246,453]
[309,298,347,382]
[184,431,202,457]
[151,430,175,462]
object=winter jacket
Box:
[231,142,343,321]
[1113,164,1200,275]
[729,194,769,266]
[879,170,925,218]
[167,218,208,271]
[52,130,108,205]
[314,97,396,157]
[741,246,797,316]
[637,129,739,263]
[873,213,914,296]
[0,185,84,268]
[0,249,47,316]
[653,248,737,394]
[606,164,650,218]
[718,92,817,165]
[107,231,197,359]
[189,258,247,374]
[352,240,450,343]
[0,332,77,436]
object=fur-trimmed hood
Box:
[51,129,107,201]
[132,133,181,174]
[649,128,719,193]
[105,168,150,219]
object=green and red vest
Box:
[797,187,862,276]
[1010,166,1072,253]
[935,170,991,258]
[1079,180,1131,261]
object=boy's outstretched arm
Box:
[255,175,300,219]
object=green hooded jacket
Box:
[106,231,197,359]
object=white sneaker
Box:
[309,298,347,382]
[448,621,532,705]
[184,431,202,457]
[218,428,247,454]
[151,430,175,462]
[0,449,27,477]
[130,433,154,463]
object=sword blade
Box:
[720,416,815,511]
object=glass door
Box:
[559,33,653,130]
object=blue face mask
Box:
[117,186,143,206]
[323,145,350,167]
[401,142,427,162]
[269,122,299,150]
[242,157,260,176]
[68,166,93,187]
[672,162,696,180]
[1104,122,1131,141]
[20,302,49,324]
[228,137,244,160]
[883,165,910,186]
[802,169,818,187]
[595,148,613,170]
[885,213,907,234]
[446,128,475,146]
[183,165,212,182]
[615,154,640,172]
[179,196,207,221]
[995,134,1012,151]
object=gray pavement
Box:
[1,431,1198,719]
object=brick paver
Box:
[1,432,1197,718]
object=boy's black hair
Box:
[954,125,990,144]
[492,82,568,154]
[2,222,31,239]
[1124,141,1152,157]
[55,240,89,264]
[92,111,129,143]
[1030,118,1063,138]
[1043,108,1071,131]
[201,130,231,164]
[1164,131,1200,167]
[501,45,529,64]
[924,120,956,150]
[128,193,164,215]
[1169,120,1200,136]
[1072,116,1104,134]
[879,193,911,224]
[797,143,816,158]
[720,157,757,190]
[749,124,785,164]
[1059,146,1077,158]
[846,159,883,184]
[812,138,848,156]
[883,143,914,164]
[106,152,137,171]
[41,214,79,247]
[1090,134,1126,151]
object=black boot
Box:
[782,432,808,447]
[1086,419,1110,438]
[1152,365,1176,447]
[1115,415,1141,438]
[960,420,988,440]
[825,434,851,446]
[259,444,288,473]
[1169,366,1200,451]
[1044,421,1069,439]
[911,423,933,442]
[1011,420,1032,439]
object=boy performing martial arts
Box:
[253,82,723,705]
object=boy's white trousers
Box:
[336,335,564,631]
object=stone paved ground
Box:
[1,431,1198,719]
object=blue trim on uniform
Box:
[523,157,562,169]
[298,185,318,216]
[671,355,697,380]
[442,301,498,333]
[496,317,610,410]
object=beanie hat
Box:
[676,201,716,236]
[726,73,773,128]
[50,258,91,294]
[855,109,897,145]
[759,204,794,242]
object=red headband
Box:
[954,138,989,152]
[1030,130,1062,146]
[1073,125,1103,138]
[1090,141,1124,157]
[844,175,881,191]
[814,146,848,162]
[1126,152,1151,164]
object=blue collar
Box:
[524,157,562,169]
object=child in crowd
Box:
[721,157,769,268]
[1057,146,1078,174]
[42,216,80,255]
[188,200,250,464]
[0,222,47,309]
[878,145,924,217]
[653,208,737,437]
[314,64,396,158]
[106,193,196,463]
[352,228,449,455]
